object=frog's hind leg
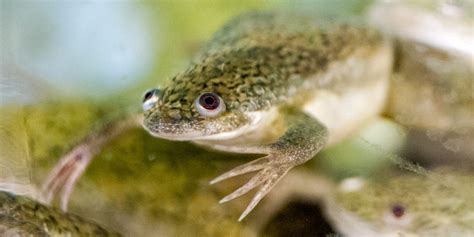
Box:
[42,144,94,210]
[41,115,140,210]
[210,110,328,221]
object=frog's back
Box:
[161,11,385,113]
[0,191,119,236]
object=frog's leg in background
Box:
[41,114,141,210]
[209,110,328,221]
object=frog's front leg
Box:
[208,110,328,221]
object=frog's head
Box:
[333,171,472,235]
[141,73,268,141]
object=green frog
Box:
[326,169,474,236]
[141,12,392,222]
[0,191,120,237]
[246,168,474,236]
[41,0,473,222]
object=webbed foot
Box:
[210,110,328,221]
[41,144,93,210]
[211,154,293,221]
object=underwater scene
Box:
[1,0,473,236]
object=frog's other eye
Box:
[391,204,405,218]
[195,92,226,117]
[384,203,412,227]
[142,88,160,111]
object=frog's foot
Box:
[41,115,140,210]
[210,110,328,221]
[42,143,114,210]
[41,144,93,210]
[211,154,293,221]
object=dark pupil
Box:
[200,93,219,110]
[391,204,405,218]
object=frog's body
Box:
[143,12,391,145]
[41,3,473,222]
[142,11,392,220]
[247,168,474,236]
[327,169,474,237]
[0,191,119,236]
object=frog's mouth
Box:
[142,110,273,141]
[142,119,208,141]
[143,124,252,141]
[144,129,208,141]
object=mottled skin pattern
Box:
[143,11,382,137]
[329,169,474,236]
[141,11,389,221]
[0,191,119,236]
[39,4,473,227]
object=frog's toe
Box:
[213,154,293,221]
[41,144,93,210]
[218,165,271,203]
[209,155,270,184]
[237,164,291,221]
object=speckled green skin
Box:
[143,11,382,137]
[334,169,474,235]
[4,4,472,235]
[0,191,119,236]
[142,10,385,221]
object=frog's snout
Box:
[142,112,206,141]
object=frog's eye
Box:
[195,92,226,117]
[384,203,412,227]
[391,204,405,218]
[142,88,160,111]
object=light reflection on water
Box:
[1,1,158,100]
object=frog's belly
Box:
[303,80,388,145]
[302,47,392,145]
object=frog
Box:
[325,168,474,237]
[40,0,473,222]
[139,11,393,222]
[244,168,474,236]
[0,191,120,237]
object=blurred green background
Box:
[1,1,408,236]
[2,0,373,103]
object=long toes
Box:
[238,166,291,222]
[42,160,76,204]
[210,156,270,184]
[41,145,90,205]
[59,154,92,211]
[219,168,271,203]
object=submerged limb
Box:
[42,144,92,206]
[211,110,328,221]
[41,114,141,210]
